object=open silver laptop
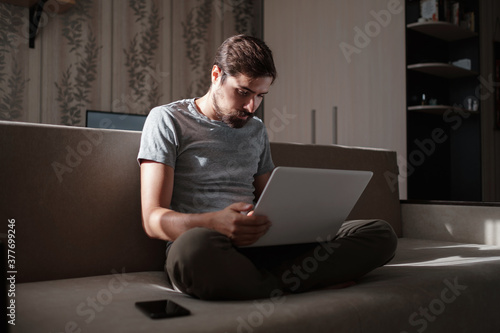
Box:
[246,166,372,247]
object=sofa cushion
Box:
[0,121,165,283]
[14,238,500,333]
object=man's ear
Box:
[211,65,223,84]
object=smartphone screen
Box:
[135,299,191,319]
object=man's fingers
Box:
[218,203,271,246]
[229,202,253,213]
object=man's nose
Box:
[243,97,257,113]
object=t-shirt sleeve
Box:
[137,106,178,168]
[256,126,275,176]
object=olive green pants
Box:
[165,219,398,300]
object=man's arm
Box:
[253,171,272,202]
[140,160,271,246]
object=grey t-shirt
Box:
[137,98,275,213]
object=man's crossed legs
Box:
[165,219,398,300]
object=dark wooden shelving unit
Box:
[405,0,482,202]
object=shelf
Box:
[407,21,477,41]
[407,63,478,79]
[408,105,478,115]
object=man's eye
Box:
[238,90,248,96]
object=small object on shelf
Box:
[452,2,460,25]
[466,97,473,110]
[441,0,451,23]
[420,0,439,22]
[451,58,471,70]
[464,12,475,32]
[465,97,479,112]
[421,93,427,105]
[472,99,478,111]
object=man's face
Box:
[211,72,273,128]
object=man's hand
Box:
[210,202,271,246]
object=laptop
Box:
[246,166,372,247]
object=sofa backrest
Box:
[0,121,165,283]
[270,143,402,236]
[0,121,402,283]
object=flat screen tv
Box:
[86,110,147,131]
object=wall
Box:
[0,0,262,126]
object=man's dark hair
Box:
[214,34,277,83]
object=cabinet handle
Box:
[332,106,338,144]
[311,109,316,144]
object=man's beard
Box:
[212,90,253,128]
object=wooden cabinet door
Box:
[264,0,407,197]
[264,0,335,144]
[264,0,406,149]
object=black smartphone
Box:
[135,299,191,319]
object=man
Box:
[138,34,397,301]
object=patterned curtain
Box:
[52,0,103,125]
[0,0,262,126]
[172,0,262,100]
[0,4,28,121]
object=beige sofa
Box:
[1,120,500,333]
